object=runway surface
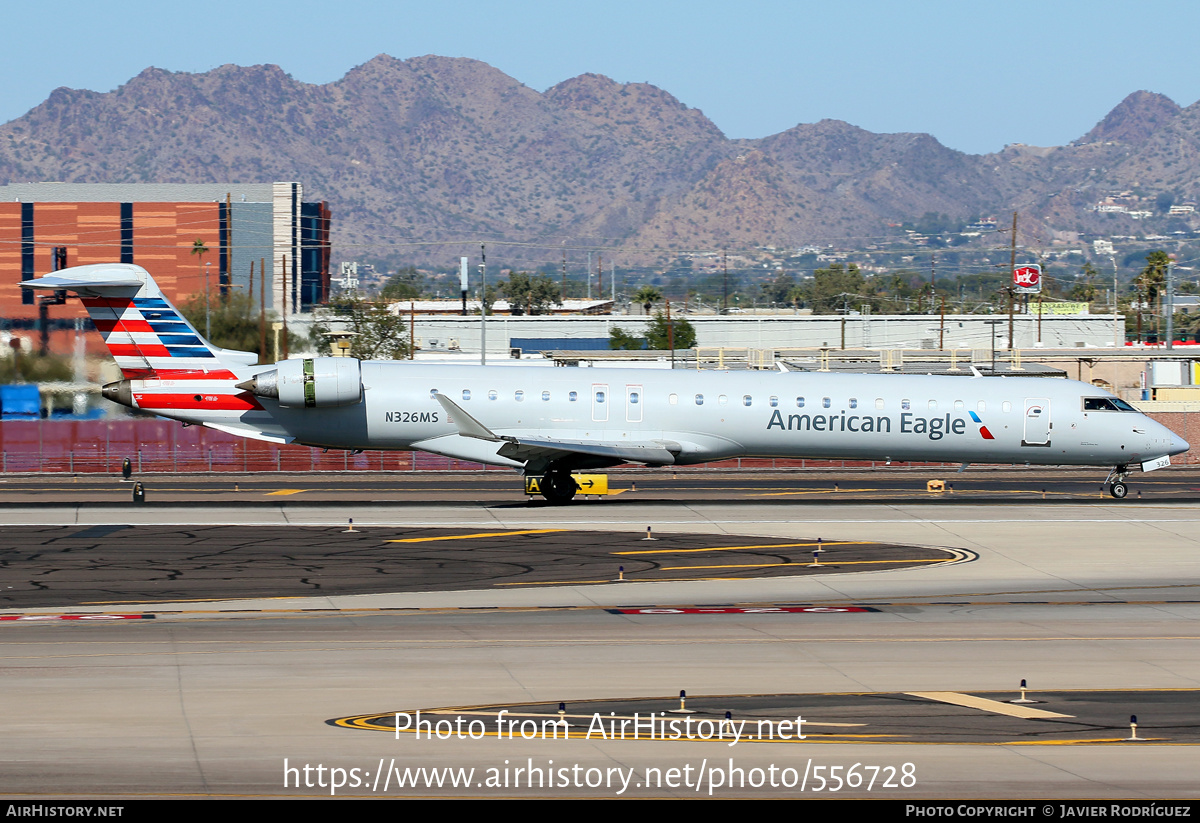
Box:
[2,489,1199,798]
[5,464,1200,505]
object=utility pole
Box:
[204,261,212,340]
[480,243,487,366]
[667,298,675,367]
[1111,254,1121,347]
[597,253,602,301]
[281,254,289,360]
[561,250,567,304]
[1007,287,1015,351]
[939,297,945,350]
[722,250,728,314]
[259,257,266,364]
[225,192,232,299]
[841,295,848,350]
[930,252,936,315]
[1136,281,1143,344]
[1008,211,1017,349]
[1167,254,1176,349]
[460,257,468,316]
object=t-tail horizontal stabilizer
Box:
[19,269,144,295]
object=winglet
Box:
[434,393,501,442]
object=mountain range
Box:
[1,55,1197,267]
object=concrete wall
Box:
[397,313,1124,356]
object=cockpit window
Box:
[1084,397,1136,412]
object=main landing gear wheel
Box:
[1109,482,1128,499]
[540,473,578,505]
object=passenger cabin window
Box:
[669,394,679,405]
[695,394,704,405]
[718,395,728,406]
[849,398,858,409]
[875,398,884,410]
[796,397,805,408]
[542,391,550,401]
[822,397,831,409]
[488,390,498,401]
[954,400,964,410]
[743,395,753,407]
[1002,401,1012,413]
[515,391,524,402]
[902,399,911,411]
[928,400,937,411]
[977,401,986,412]
[569,391,578,402]
[462,390,471,401]
[430,389,439,398]
[769,396,778,407]
[595,391,606,403]
[630,392,640,404]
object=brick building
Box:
[0,182,330,354]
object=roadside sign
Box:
[1013,264,1042,294]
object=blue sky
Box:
[5,1,1198,154]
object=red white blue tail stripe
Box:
[80,295,234,380]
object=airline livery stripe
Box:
[81,298,139,310]
[144,369,239,381]
[133,393,263,411]
[164,346,215,358]
[92,318,154,334]
[108,343,170,358]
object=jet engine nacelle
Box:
[239,357,363,408]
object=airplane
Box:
[22,263,1189,504]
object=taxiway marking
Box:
[907,691,1074,719]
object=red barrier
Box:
[0,420,512,474]
[4,417,1194,473]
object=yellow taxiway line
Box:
[385,529,567,543]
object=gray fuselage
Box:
[237,363,1186,472]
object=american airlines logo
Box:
[969,411,995,440]
[767,410,971,441]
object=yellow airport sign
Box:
[525,474,609,495]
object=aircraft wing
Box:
[202,422,295,445]
[495,436,678,466]
[433,393,678,471]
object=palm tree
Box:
[1138,251,1170,341]
[191,238,210,338]
[633,285,662,315]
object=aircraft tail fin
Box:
[21,263,255,380]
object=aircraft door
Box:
[592,383,609,423]
[626,384,643,423]
[1022,398,1051,446]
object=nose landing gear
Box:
[1105,465,1131,499]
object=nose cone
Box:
[1170,434,1191,456]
